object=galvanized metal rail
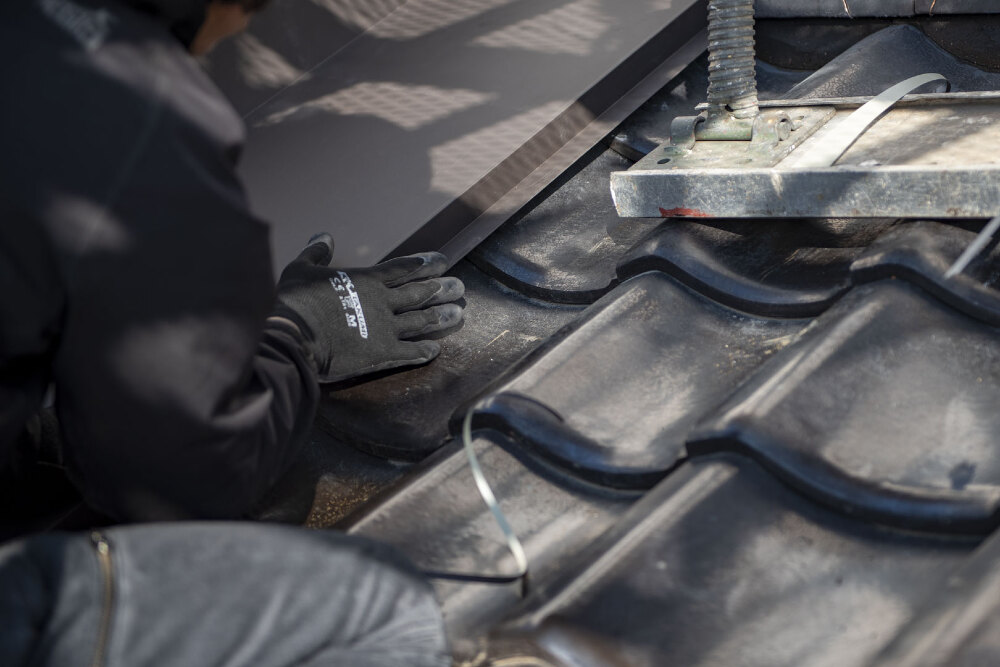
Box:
[611,1,1000,221]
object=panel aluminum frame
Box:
[210,0,707,268]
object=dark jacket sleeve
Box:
[54,111,319,519]
[0,0,319,520]
[47,56,317,521]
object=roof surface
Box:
[11,7,1000,667]
[260,19,1000,666]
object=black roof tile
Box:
[690,279,1000,534]
[489,456,976,667]
[469,149,658,304]
[618,218,898,318]
[786,25,1000,99]
[344,433,635,655]
[852,220,1000,328]
[874,527,1000,666]
[468,272,808,489]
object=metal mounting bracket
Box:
[658,107,835,169]
[611,76,1000,220]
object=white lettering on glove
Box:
[328,273,369,340]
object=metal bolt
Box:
[698,0,759,140]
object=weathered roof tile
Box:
[469,272,808,488]
[690,279,1000,533]
[489,456,975,667]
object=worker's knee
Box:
[0,523,449,667]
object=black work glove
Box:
[273,234,464,383]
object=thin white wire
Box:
[461,404,529,581]
[945,214,1000,279]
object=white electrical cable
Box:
[945,214,1000,279]
[418,404,529,594]
[461,404,529,584]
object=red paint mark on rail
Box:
[659,207,710,218]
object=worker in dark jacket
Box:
[0,0,464,521]
[0,1,456,664]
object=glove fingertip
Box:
[436,303,464,329]
[307,232,334,250]
[421,252,449,275]
[414,339,441,362]
[298,233,334,266]
[442,276,465,302]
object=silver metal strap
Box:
[793,73,947,168]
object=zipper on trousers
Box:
[90,531,114,667]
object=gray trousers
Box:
[0,522,449,666]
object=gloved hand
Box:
[272,234,464,383]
